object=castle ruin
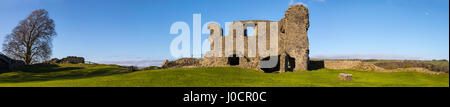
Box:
[200,5,310,73]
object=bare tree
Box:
[2,9,56,65]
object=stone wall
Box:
[60,56,85,64]
[324,60,362,70]
[44,56,85,64]
[162,58,201,68]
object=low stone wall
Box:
[43,56,85,64]
[161,58,201,68]
[60,56,85,64]
[324,60,362,70]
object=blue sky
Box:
[0,0,448,67]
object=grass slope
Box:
[0,64,448,87]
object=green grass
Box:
[0,64,448,87]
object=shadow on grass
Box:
[16,64,82,73]
[0,64,126,83]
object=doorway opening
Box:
[285,54,296,71]
[227,54,239,66]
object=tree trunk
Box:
[25,45,32,65]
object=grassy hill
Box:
[0,64,448,87]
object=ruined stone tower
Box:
[200,4,310,72]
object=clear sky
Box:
[0,0,448,67]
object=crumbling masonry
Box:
[200,5,310,73]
